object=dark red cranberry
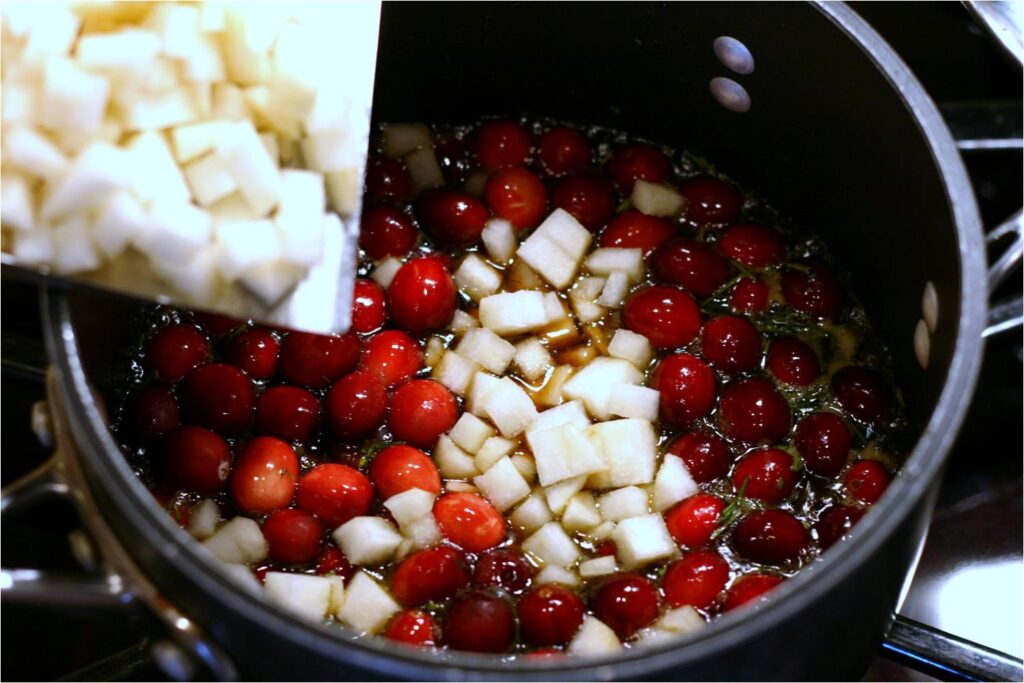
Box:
[226,329,279,380]
[679,176,742,227]
[550,172,615,231]
[443,590,516,653]
[263,508,324,565]
[386,609,437,647]
[591,573,660,640]
[831,366,890,424]
[351,279,387,334]
[651,238,731,298]
[416,190,490,246]
[369,444,442,499]
[724,574,784,611]
[666,431,733,483]
[732,509,808,565]
[718,377,792,444]
[519,584,586,647]
[296,463,373,527]
[230,436,298,514]
[192,312,242,337]
[387,379,458,448]
[665,493,727,547]
[387,256,457,333]
[359,205,417,259]
[278,332,360,389]
[781,258,845,320]
[254,385,320,442]
[766,337,820,387]
[390,545,471,606]
[324,371,387,440]
[815,505,866,550]
[718,224,786,270]
[537,126,591,176]
[434,493,505,552]
[595,540,617,557]
[484,166,547,230]
[794,412,851,477]
[474,119,532,170]
[730,277,770,313]
[652,354,717,426]
[607,143,671,192]
[662,550,730,611]
[365,158,413,204]
[623,285,702,350]
[598,210,675,255]
[360,329,423,387]
[314,545,355,581]
[473,549,535,593]
[147,324,209,382]
[700,315,762,373]
[159,426,230,494]
[731,448,799,504]
[845,460,891,504]
[180,363,254,434]
[126,385,179,441]
[433,134,470,185]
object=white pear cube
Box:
[214,218,280,280]
[1,175,34,233]
[76,28,162,70]
[221,564,261,593]
[612,514,675,569]
[220,6,275,85]
[528,400,591,437]
[215,121,281,215]
[454,254,502,300]
[522,521,581,568]
[124,131,192,207]
[607,329,654,369]
[370,257,403,288]
[450,310,479,335]
[210,83,249,120]
[259,133,280,162]
[327,576,347,616]
[586,419,658,489]
[653,456,699,512]
[41,142,129,223]
[543,292,570,322]
[466,371,500,416]
[474,457,532,512]
[479,377,538,438]
[456,328,516,375]
[332,517,403,566]
[535,565,579,588]
[154,244,224,304]
[40,58,109,134]
[536,365,575,408]
[275,170,326,266]
[424,337,446,368]
[301,129,355,174]
[432,351,481,396]
[562,492,602,532]
[514,338,552,382]
[481,218,517,264]
[449,413,495,454]
[657,606,706,635]
[325,167,359,216]
[598,486,651,522]
[632,180,684,217]
[606,385,661,422]
[263,572,332,623]
[146,2,201,58]
[562,357,644,421]
[12,6,80,62]
[479,290,549,336]
[511,454,537,483]
[405,147,445,194]
[587,520,617,542]
[569,617,622,656]
[183,33,226,81]
[335,571,400,634]
[121,88,201,132]
[434,435,479,479]
[171,121,236,164]
[51,217,101,275]
[597,271,632,309]
[384,488,436,528]
[403,515,442,549]
[475,436,517,472]
[586,248,645,281]
[184,153,238,207]
[3,126,69,181]
[528,423,606,487]
[510,492,553,533]
[134,201,213,263]
[382,123,432,158]
[579,556,618,578]
[570,279,607,323]
[517,209,592,289]
[209,194,260,221]
[186,499,221,541]
[544,474,588,515]
[93,190,150,259]
[202,517,268,564]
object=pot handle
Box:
[883,615,1024,682]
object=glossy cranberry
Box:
[473,549,535,593]
[314,545,355,580]
[433,134,470,185]
[595,540,617,557]
[369,444,442,499]
[387,256,457,333]
[679,176,742,227]
[324,370,387,440]
[652,354,716,426]
[718,224,787,270]
[386,609,437,647]
[253,386,319,442]
[724,574,784,611]
[365,158,413,204]
[607,143,671,192]
[700,316,762,373]
[537,126,591,176]
[192,312,242,338]
[391,545,471,606]
[351,279,387,334]
[180,363,254,434]
[263,509,324,565]
[296,463,373,527]
[730,277,770,313]
[663,550,730,611]
[360,330,423,387]
[731,448,799,504]
[665,493,727,547]
[624,285,702,350]
[591,573,660,640]
[550,172,615,231]
[815,505,866,550]
[845,460,891,504]
[650,238,729,298]
[359,205,418,259]
[159,426,230,495]
[794,412,851,477]
[126,385,179,441]
[781,258,845,320]
[231,437,298,514]
[226,329,279,380]
[666,431,733,483]
[732,509,808,565]
[766,337,820,387]
[718,377,792,444]
[475,119,532,169]
[443,590,516,653]
[155,489,192,527]
[831,366,890,424]
[147,324,209,382]
[520,584,586,646]
[387,379,458,448]
[484,166,547,229]
[598,210,675,255]
[416,190,490,246]
[433,493,505,552]
[278,332,360,389]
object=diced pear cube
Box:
[598,486,651,522]
[481,218,517,264]
[607,329,654,369]
[535,565,579,588]
[1,174,34,233]
[562,357,644,421]
[121,88,201,132]
[514,338,552,382]
[612,514,675,569]
[51,217,101,275]
[370,257,403,288]
[544,474,588,515]
[405,147,445,194]
[528,400,590,437]
[450,310,479,335]
[40,142,129,223]
[475,436,516,472]
[12,230,54,266]
[586,419,658,489]
[606,385,660,422]
[384,489,436,528]
[186,499,221,541]
[535,364,576,408]
[587,520,617,542]
[259,132,280,162]
[424,337,446,368]
[404,515,442,549]
[76,28,162,70]
[579,556,618,578]
[220,5,275,85]
[237,260,305,307]
[586,248,645,281]
[184,153,238,206]
[597,271,632,309]
[183,33,226,81]
[327,576,346,616]
[543,291,570,322]
[456,327,516,375]
[215,121,281,216]
[382,123,432,158]
[135,201,213,263]
[145,2,201,58]
[449,413,495,454]
[432,351,481,396]
[479,290,549,336]
[301,129,355,174]
[332,517,403,566]
[474,457,532,512]
[211,83,249,121]
[153,244,223,305]
[221,564,261,593]
[510,454,537,483]
[657,606,706,635]
[171,121,236,164]
[325,167,360,216]
[509,492,553,533]
[528,423,606,487]
[275,170,327,267]
[653,455,699,512]
[40,58,109,135]
[92,190,150,259]
[569,617,622,656]
[335,571,400,634]
[202,517,268,564]
[517,209,592,289]
[12,6,80,62]
[522,521,581,568]
[454,254,502,300]
[124,131,192,207]
[562,492,602,532]
[479,377,538,438]
[434,435,479,479]
[632,180,684,217]
[263,572,332,623]
[570,276,607,323]
[214,219,280,280]
[466,371,500,416]
[3,126,69,181]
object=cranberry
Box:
[314,545,354,580]
[652,354,716,426]
[607,143,671,192]
[443,590,516,653]
[651,238,731,298]
[484,166,547,229]
[665,493,727,547]
[390,545,470,606]
[360,330,423,387]
[831,366,890,424]
[473,549,535,593]
[360,205,418,259]
[700,316,762,373]
[279,332,360,389]
[434,135,470,185]
[591,573,660,640]
[732,509,808,565]
[526,649,565,659]
[323,371,388,440]
[815,505,866,549]
[550,172,615,231]
[598,210,675,255]
[263,509,324,565]
[537,126,591,176]
[663,550,730,611]
[231,437,298,514]
[781,258,845,320]
[192,312,242,338]
[520,584,586,646]
[679,176,742,227]
[226,329,279,381]
[369,444,442,499]
[474,119,532,170]
[254,385,320,442]
[125,385,179,441]
[666,430,733,483]
[731,448,799,504]
[296,463,373,527]
[159,426,230,494]
[387,256,457,334]
[352,279,387,334]
[766,337,820,387]
[416,190,490,246]
[433,493,505,552]
[623,285,702,350]
[724,574,784,611]
[386,609,437,647]
[180,363,254,434]
[718,224,787,270]
[845,460,891,504]
[718,377,791,444]
[730,278,770,313]
[365,158,413,204]
[147,324,209,382]
[387,379,458,448]
[794,412,851,477]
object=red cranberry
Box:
[192,312,242,338]
[591,573,660,640]
[484,166,547,229]
[365,158,412,204]
[226,329,279,381]
[254,385,320,442]
[360,330,423,387]
[652,354,716,426]
[387,379,458,448]
[351,279,387,334]
[598,210,675,255]
[845,460,891,504]
[443,590,516,653]
[666,431,733,483]
[679,176,741,227]
[386,609,437,647]
[159,426,230,494]
[387,256,457,334]
[732,509,808,565]
[815,505,866,549]
[662,550,730,611]
[766,337,820,387]
[794,412,851,477]
[781,258,845,320]
[126,385,179,441]
[434,493,505,552]
[730,278,770,313]
[433,134,470,185]
[718,377,791,444]
[390,545,470,606]
[526,649,565,659]
[473,549,535,593]
[360,205,417,259]
[147,324,209,382]
[665,493,727,547]
[700,316,762,373]
[324,370,387,440]
[416,190,490,246]
[296,463,373,527]
[624,285,702,350]
[651,238,730,298]
[724,574,784,611]
[278,332,360,389]
[731,448,799,504]
[475,119,532,170]
[314,545,354,580]
[537,126,590,176]
[831,366,890,424]
[718,224,787,270]
[550,172,615,231]
[519,584,585,647]
[607,143,671,192]
[595,540,617,557]
[263,509,324,565]
[231,436,298,514]
[180,363,254,434]
[369,444,442,499]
